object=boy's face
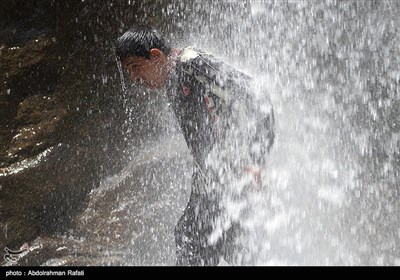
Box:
[122,48,168,89]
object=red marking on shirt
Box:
[182,85,190,96]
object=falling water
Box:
[3,0,399,266]
[116,58,127,93]
[163,0,400,265]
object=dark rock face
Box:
[6,94,67,162]
[0,0,170,253]
[0,37,62,166]
[0,0,195,265]
[0,143,97,252]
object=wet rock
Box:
[0,37,61,166]
[0,141,100,253]
[2,236,91,267]
[6,95,67,163]
[0,0,177,265]
[1,137,192,266]
[3,236,126,266]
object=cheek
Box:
[142,67,158,80]
[130,68,144,78]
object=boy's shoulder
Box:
[178,46,228,80]
[179,46,200,63]
[178,46,220,67]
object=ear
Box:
[150,48,165,60]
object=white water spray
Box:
[173,0,400,265]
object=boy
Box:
[116,25,274,265]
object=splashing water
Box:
[167,0,400,265]
[7,0,399,266]
[95,0,400,265]
[116,58,127,93]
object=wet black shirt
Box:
[166,46,274,170]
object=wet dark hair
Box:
[115,25,171,62]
